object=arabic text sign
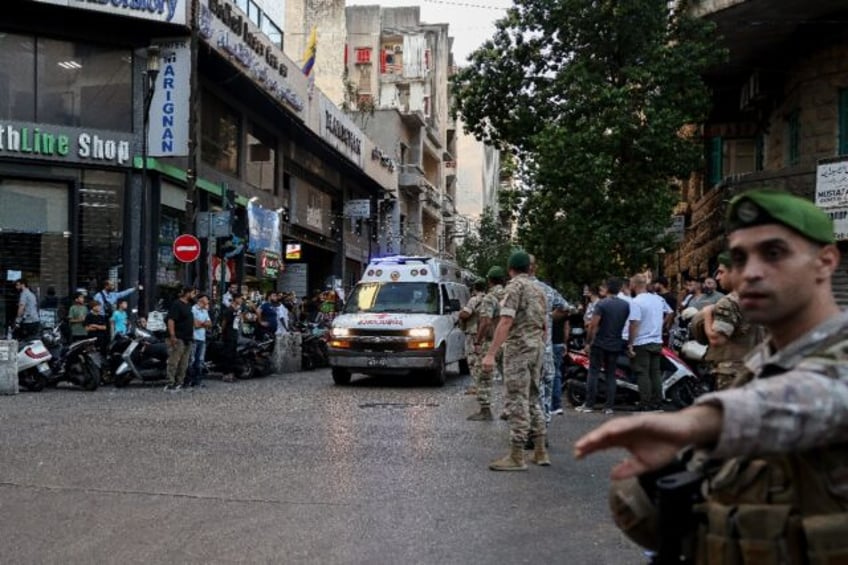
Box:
[815,159,848,208]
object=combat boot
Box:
[531,435,551,466]
[467,406,493,421]
[489,445,527,472]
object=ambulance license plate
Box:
[367,357,387,368]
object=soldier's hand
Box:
[481,354,495,373]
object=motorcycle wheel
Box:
[332,367,351,385]
[20,369,47,392]
[236,360,257,380]
[668,380,697,409]
[81,358,99,391]
[565,379,587,407]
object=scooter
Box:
[563,346,701,410]
[41,324,101,391]
[204,331,274,379]
[113,326,169,387]
[298,321,329,370]
[14,328,53,392]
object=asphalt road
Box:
[0,369,644,564]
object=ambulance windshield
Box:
[345,282,440,314]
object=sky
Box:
[344,0,511,65]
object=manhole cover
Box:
[358,402,439,409]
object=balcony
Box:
[399,164,426,194]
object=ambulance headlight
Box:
[407,327,433,338]
[331,328,350,338]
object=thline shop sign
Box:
[32,0,187,25]
[0,121,133,167]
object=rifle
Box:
[651,470,704,565]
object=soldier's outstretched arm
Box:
[574,405,723,480]
[481,316,513,373]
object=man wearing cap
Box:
[575,189,848,561]
[459,279,486,397]
[468,267,507,420]
[696,251,763,390]
[481,251,548,470]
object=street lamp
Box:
[140,45,160,315]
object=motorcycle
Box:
[113,326,169,387]
[563,345,702,410]
[297,321,329,371]
[41,324,101,391]
[204,328,275,379]
[14,327,53,392]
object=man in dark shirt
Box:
[257,291,279,340]
[655,276,677,345]
[164,286,194,392]
[579,277,633,414]
[84,301,110,356]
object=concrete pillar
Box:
[272,333,303,373]
[0,341,19,395]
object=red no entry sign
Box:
[173,234,201,263]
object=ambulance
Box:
[328,256,470,386]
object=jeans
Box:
[552,343,566,411]
[585,345,620,410]
[188,340,207,385]
[633,342,663,406]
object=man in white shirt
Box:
[617,277,636,344]
[627,274,673,411]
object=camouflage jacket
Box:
[460,292,484,335]
[695,309,848,459]
[704,292,763,366]
[531,276,568,347]
[500,274,546,347]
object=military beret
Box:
[717,251,731,268]
[507,250,531,270]
[487,266,506,279]
[726,190,834,244]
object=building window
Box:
[707,136,722,187]
[37,37,132,131]
[0,33,35,122]
[839,88,848,156]
[722,138,757,178]
[355,48,372,64]
[201,90,240,176]
[78,170,124,291]
[786,109,800,166]
[247,0,261,27]
[261,17,283,49]
[246,123,277,193]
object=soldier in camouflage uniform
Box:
[576,190,848,562]
[529,255,569,432]
[459,279,486,397]
[700,251,763,390]
[468,266,507,421]
[481,252,548,471]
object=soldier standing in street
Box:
[481,252,548,471]
[460,279,486,397]
[698,251,763,390]
[575,190,848,561]
[471,266,507,420]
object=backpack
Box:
[99,291,114,318]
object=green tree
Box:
[452,0,724,285]
[456,207,515,278]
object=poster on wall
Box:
[148,38,191,157]
[247,203,282,254]
[815,158,848,241]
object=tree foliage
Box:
[456,207,515,278]
[452,0,724,286]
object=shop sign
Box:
[344,199,371,219]
[33,0,187,25]
[285,243,302,260]
[824,207,848,242]
[816,158,848,208]
[280,262,307,297]
[199,0,305,114]
[0,121,133,167]
[149,38,190,157]
[319,95,364,168]
[247,202,282,254]
[259,251,281,279]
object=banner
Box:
[247,203,281,254]
[148,38,191,157]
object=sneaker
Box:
[553,408,564,416]
[576,404,595,413]
[604,408,614,415]
[163,384,178,393]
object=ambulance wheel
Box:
[430,348,447,387]
[332,367,351,385]
[459,358,470,375]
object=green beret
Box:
[487,266,506,279]
[717,251,731,268]
[726,190,834,244]
[507,250,531,270]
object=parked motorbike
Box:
[113,326,169,387]
[297,321,329,370]
[204,329,274,379]
[14,327,53,392]
[563,345,702,410]
[41,324,101,391]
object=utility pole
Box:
[185,0,200,288]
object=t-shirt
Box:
[222,307,242,341]
[551,317,566,345]
[591,296,631,352]
[192,304,210,342]
[631,292,673,346]
[111,310,128,336]
[617,292,636,341]
[68,304,89,337]
[84,312,109,347]
[19,288,39,323]
[660,292,677,313]
[690,291,725,311]
[259,302,279,332]
[168,299,194,343]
